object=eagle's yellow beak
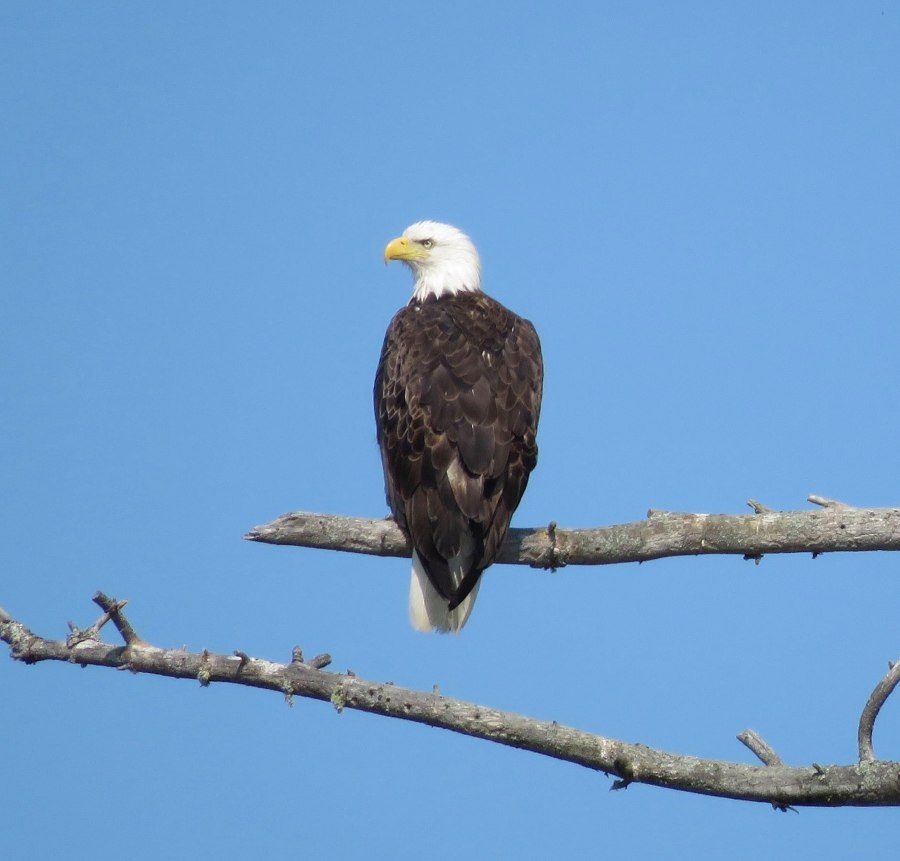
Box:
[384,236,427,264]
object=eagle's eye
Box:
[420,239,434,249]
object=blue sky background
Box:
[3,2,900,858]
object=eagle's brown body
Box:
[375,290,543,621]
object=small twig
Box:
[746,499,774,514]
[737,729,784,766]
[92,592,141,646]
[66,608,117,647]
[858,659,900,762]
[808,495,850,509]
[736,730,797,812]
[288,646,329,669]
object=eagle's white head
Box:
[384,221,482,301]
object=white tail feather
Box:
[408,551,481,633]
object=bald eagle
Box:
[375,222,543,632]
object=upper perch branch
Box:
[244,498,900,567]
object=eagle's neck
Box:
[411,261,481,302]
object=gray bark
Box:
[2,596,899,809]
[6,497,900,808]
[244,499,900,568]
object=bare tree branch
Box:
[3,597,900,808]
[244,499,900,568]
[8,497,900,808]
[859,659,900,762]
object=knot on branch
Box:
[536,521,566,571]
[1,617,38,663]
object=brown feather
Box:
[374,291,543,611]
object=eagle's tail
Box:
[408,551,481,633]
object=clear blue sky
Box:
[3,3,900,858]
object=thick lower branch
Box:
[244,502,900,568]
[3,606,900,808]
